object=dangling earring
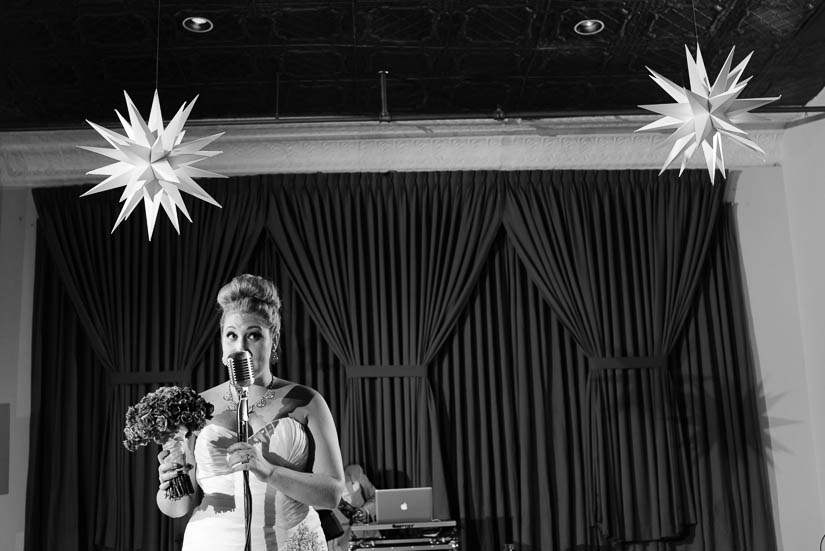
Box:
[271,346,279,364]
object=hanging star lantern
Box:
[636,44,780,183]
[80,90,226,239]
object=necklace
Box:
[223,378,278,412]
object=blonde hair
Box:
[216,274,282,336]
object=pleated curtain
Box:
[430,234,593,550]
[502,170,726,543]
[25,170,775,551]
[28,178,269,550]
[429,205,776,551]
[669,207,777,551]
[27,233,124,551]
[265,172,502,519]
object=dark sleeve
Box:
[359,472,377,517]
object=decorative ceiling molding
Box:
[0,117,787,188]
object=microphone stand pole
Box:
[236,387,251,551]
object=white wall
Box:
[782,116,825,542]
[733,164,824,551]
[782,117,825,523]
[0,188,36,551]
[733,116,825,551]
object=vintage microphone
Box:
[227,350,254,551]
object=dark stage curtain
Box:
[26,170,774,551]
[430,206,775,551]
[265,172,502,518]
[669,206,777,551]
[502,170,726,543]
[28,178,269,551]
[430,233,593,550]
[25,230,122,551]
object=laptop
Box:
[374,487,433,523]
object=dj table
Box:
[349,520,459,550]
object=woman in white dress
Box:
[156,274,346,550]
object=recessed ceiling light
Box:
[574,19,604,36]
[183,16,214,33]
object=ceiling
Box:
[2,0,825,130]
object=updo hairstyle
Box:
[216,274,282,337]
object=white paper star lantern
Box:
[80,90,226,239]
[636,45,780,183]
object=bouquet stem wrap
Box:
[163,426,194,500]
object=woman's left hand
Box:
[227,442,274,482]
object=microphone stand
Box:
[236,386,252,551]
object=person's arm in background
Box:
[357,470,377,520]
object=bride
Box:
[157,274,345,550]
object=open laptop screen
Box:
[374,487,433,523]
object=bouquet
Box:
[123,385,214,499]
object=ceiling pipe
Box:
[378,70,391,123]
[275,71,281,120]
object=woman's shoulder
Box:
[271,379,326,424]
[276,378,320,401]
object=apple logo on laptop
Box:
[400,502,408,511]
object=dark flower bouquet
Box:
[123,385,214,499]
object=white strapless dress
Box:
[182,417,327,551]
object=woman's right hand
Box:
[157,440,191,491]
